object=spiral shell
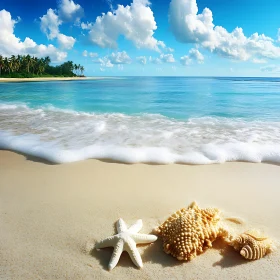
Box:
[230,231,273,260]
[155,202,228,261]
[240,244,267,260]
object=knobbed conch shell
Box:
[154,202,229,261]
[229,231,275,260]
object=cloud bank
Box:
[0,9,66,61]
[40,6,76,50]
[88,0,165,51]
[169,0,280,62]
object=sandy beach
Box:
[0,77,105,83]
[0,150,279,279]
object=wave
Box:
[1,103,280,164]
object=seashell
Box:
[154,202,229,261]
[229,231,274,260]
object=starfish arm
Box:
[128,219,143,233]
[117,218,128,233]
[125,238,143,268]
[108,240,124,271]
[95,235,117,249]
[131,233,158,244]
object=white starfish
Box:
[95,218,157,270]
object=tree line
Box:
[0,54,85,78]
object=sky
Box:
[0,0,280,76]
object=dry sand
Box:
[0,150,279,279]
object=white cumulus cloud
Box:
[169,0,214,44]
[57,33,75,49]
[169,0,280,61]
[40,8,61,40]
[0,9,66,62]
[180,48,204,65]
[180,56,191,66]
[98,57,114,68]
[88,0,165,51]
[136,56,147,65]
[108,51,132,64]
[160,53,176,63]
[96,51,131,68]
[58,0,84,22]
[81,22,93,30]
[83,50,98,58]
[150,53,175,64]
[40,8,75,50]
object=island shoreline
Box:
[0,77,107,83]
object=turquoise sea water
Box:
[0,77,280,164]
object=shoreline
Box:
[0,77,106,83]
[1,148,280,167]
[0,150,279,279]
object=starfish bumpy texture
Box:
[95,218,157,270]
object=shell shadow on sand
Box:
[90,232,250,270]
[142,237,249,268]
[90,234,184,270]
[141,237,185,268]
[212,238,249,268]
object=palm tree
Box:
[8,59,14,73]
[0,55,3,76]
[32,57,38,74]
[4,57,9,74]
[78,64,82,76]
[16,55,22,72]
[80,66,85,76]
[44,56,51,66]
[25,55,32,73]
[74,64,78,75]
[38,59,45,75]
[9,55,15,72]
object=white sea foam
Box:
[1,103,280,164]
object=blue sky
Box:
[0,0,279,76]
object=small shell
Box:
[240,244,267,260]
[229,231,274,260]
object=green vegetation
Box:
[0,55,85,78]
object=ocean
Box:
[0,76,280,164]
